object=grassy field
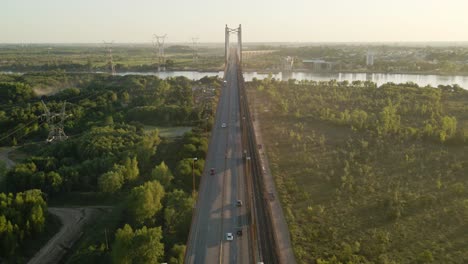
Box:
[248,80,468,263]
[143,126,192,138]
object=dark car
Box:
[210,168,215,175]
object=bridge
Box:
[184,25,296,264]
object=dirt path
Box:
[0,147,16,169]
[28,207,107,264]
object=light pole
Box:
[192,157,198,197]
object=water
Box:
[243,72,468,89]
[2,70,468,89]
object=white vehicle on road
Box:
[221,123,227,128]
[226,232,234,241]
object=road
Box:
[28,207,103,264]
[185,53,250,264]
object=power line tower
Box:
[191,37,199,65]
[41,101,69,143]
[103,41,116,75]
[153,34,167,71]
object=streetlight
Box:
[192,157,198,197]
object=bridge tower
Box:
[225,24,242,66]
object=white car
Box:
[221,123,227,128]
[226,232,234,241]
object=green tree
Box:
[98,170,124,193]
[150,161,174,189]
[168,244,186,264]
[164,189,194,244]
[111,224,164,264]
[127,181,165,224]
[122,157,139,182]
[45,171,62,193]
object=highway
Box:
[185,52,251,264]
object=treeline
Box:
[251,78,467,144]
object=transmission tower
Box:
[191,37,199,65]
[41,101,69,143]
[103,41,116,75]
[153,34,167,71]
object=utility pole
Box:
[153,34,167,71]
[41,101,69,143]
[103,41,116,75]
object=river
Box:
[2,71,468,89]
[116,71,468,89]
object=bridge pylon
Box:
[225,24,242,66]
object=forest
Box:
[0,72,221,263]
[247,78,468,263]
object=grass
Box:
[143,125,192,138]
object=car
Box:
[236,200,243,207]
[237,229,243,236]
[226,232,234,241]
[221,123,227,128]
[210,168,215,175]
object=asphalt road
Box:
[185,55,250,264]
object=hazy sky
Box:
[2,0,468,43]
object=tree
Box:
[150,161,174,189]
[168,244,186,264]
[174,158,204,192]
[164,190,194,244]
[45,171,63,193]
[122,157,139,182]
[98,170,124,193]
[111,224,164,264]
[127,181,165,224]
[0,189,47,258]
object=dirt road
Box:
[28,207,104,264]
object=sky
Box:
[1,0,468,43]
